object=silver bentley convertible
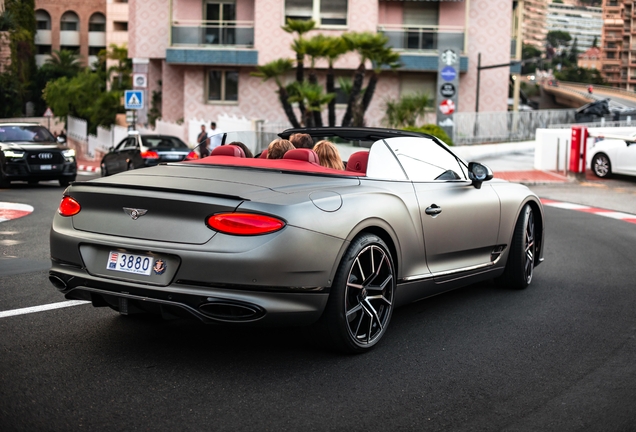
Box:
[49,127,544,353]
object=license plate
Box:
[40,165,52,170]
[107,251,154,275]
[164,154,182,160]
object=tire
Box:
[100,162,108,177]
[319,234,396,353]
[59,177,75,187]
[497,204,535,290]
[127,161,135,171]
[592,153,611,178]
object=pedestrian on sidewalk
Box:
[197,124,209,158]
[208,122,224,151]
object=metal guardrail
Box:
[559,81,636,100]
[453,109,577,145]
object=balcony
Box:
[60,30,80,46]
[34,29,51,45]
[167,20,257,66]
[378,25,465,52]
[171,21,254,47]
[89,31,106,47]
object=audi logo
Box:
[38,153,53,159]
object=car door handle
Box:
[425,205,442,216]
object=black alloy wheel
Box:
[127,161,135,171]
[497,204,535,290]
[320,234,395,353]
[592,153,611,178]
[100,162,108,177]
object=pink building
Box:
[129,0,513,127]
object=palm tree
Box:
[46,49,83,74]
[282,19,316,121]
[340,32,394,127]
[288,81,334,127]
[323,36,349,126]
[360,46,400,121]
[251,59,301,128]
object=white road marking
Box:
[0,300,90,318]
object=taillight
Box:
[186,151,199,160]
[141,150,159,159]
[206,213,285,236]
[58,196,81,217]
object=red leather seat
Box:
[259,149,268,159]
[345,151,369,174]
[211,145,246,158]
[283,148,320,164]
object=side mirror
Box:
[56,136,66,144]
[468,162,493,189]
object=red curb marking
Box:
[0,209,32,220]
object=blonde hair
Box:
[267,139,295,159]
[313,140,344,170]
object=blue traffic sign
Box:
[124,90,144,110]
[441,66,457,82]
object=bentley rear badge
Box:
[153,259,166,275]
[123,207,148,220]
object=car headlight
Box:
[62,149,76,158]
[3,150,25,159]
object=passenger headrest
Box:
[345,151,369,174]
[259,149,268,159]
[283,148,320,164]
[211,145,245,158]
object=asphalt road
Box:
[1,175,636,431]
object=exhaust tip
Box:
[198,301,264,322]
[49,274,68,290]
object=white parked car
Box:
[588,133,636,178]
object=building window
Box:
[36,45,52,55]
[35,10,51,30]
[114,21,128,31]
[89,46,104,56]
[89,13,106,32]
[207,70,238,102]
[60,11,79,31]
[285,0,347,26]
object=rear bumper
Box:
[49,263,329,326]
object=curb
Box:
[77,164,100,173]
[541,199,636,224]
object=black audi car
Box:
[0,123,77,188]
[100,132,198,176]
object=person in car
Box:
[267,139,295,159]
[314,140,344,170]
[227,141,254,158]
[289,133,313,149]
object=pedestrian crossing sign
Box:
[124,90,144,110]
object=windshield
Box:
[0,125,56,143]
[142,136,189,149]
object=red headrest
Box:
[283,148,320,164]
[211,145,245,158]
[259,149,268,159]
[346,151,369,174]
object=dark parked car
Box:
[50,127,545,353]
[0,123,77,188]
[100,133,198,176]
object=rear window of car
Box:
[142,136,188,149]
[0,125,55,143]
